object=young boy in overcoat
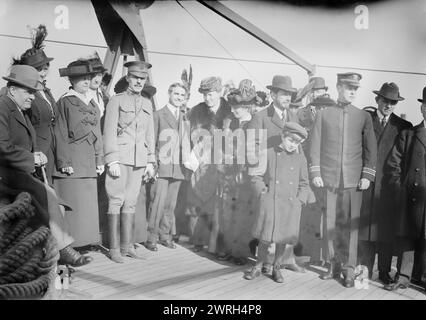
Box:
[245,122,310,283]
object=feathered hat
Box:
[15,25,54,69]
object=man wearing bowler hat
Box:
[103,60,156,263]
[384,87,426,292]
[309,72,377,287]
[358,82,412,284]
[0,64,93,267]
[247,75,305,274]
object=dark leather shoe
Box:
[193,245,204,252]
[320,261,341,280]
[378,272,394,285]
[233,257,247,266]
[261,263,272,274]
[283,263,306,273]
[384,275,409,291]
[244,266,261,280]
[216,253,231,261]
[144,241,158,251]
[59,246,93,267]
[272,268,284,283]
[159,240,176,249]
[343,276,355,288]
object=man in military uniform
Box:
[103,61,156,263]
[309,72,377,287]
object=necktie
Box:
[381,116,387,128]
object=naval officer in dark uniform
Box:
[309,72,377,287]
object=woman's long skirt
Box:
[53,177,100,247]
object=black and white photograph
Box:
[0,0,425,303]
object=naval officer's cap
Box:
[337,72,362,87]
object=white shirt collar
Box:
[377,109,389,122]
[63,89,92,105]
[167,103,179,118]
[273,103,286,120]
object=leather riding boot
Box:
[121,212,145,259]
[107,214,123,263]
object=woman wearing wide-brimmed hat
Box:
[53,59,104,247]
[225,79,268,265]
[6,25,57,184]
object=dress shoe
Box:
[59,246,93,267]
[384,275,409,291]
[108,248,124,263]
[261,263,272,274]
[343,276,355,288]
[216,253,231,261]
[159,240,176,249]
[282,263,306,273]
[244,266,261,280]
[172,235,180,244]
[272,268,284,283]
[122,245,146,259]
[193,245,204,252]
[378,272,394,285]
[320,261,342,280]
[233,257,247,266]
[144,241,158,252]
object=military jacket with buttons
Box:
[386,122,426,240]
[103,89,155,167]
[309,102,377,188]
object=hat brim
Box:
[2,76,43,91]
[373,90,404,101]
[339,81,360,87]
[266,85,297,93]
[31,57,54,69]
[313,86,328,91]
[128,71,149,78]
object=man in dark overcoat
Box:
[309,72,377,287]
[0,64,92,267]
[358,83,412,284]
[384,87,426,291]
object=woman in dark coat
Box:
[53,59,104,247]
[245,122,310,283]
[225,81,261,265]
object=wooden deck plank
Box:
[64,239,425,300]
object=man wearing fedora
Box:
[383,87,426,292]
[247,75,305,274]
[103,60,156,263]
[0,24,58,184]
[358,82,412,284]
[0,64,93,267]
[309,72,377,287]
